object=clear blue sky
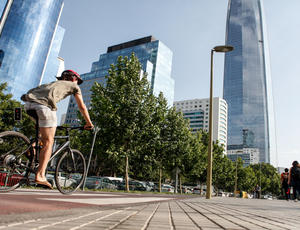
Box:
[58,0,300,168]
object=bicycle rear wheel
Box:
[0,131,31,192]
[55,149,86,194]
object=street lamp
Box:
[206,45,234,199]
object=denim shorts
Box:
[24,102,57,127]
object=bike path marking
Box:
[39,197,174,205]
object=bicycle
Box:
[0,109,87,194]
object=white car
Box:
[161,184,174,193]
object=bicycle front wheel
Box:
[55,149,86,194]
[0,131,31,192]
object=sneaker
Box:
[294,199,298,202]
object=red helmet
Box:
[56,69,83,85]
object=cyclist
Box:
[21,70,93,189]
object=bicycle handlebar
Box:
[56,126,84,130]
[56,126,96,132]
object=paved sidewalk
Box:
[0,191,300,229]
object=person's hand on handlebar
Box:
[84,122,94,130]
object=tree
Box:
[130,92,168,184]
[89,53,156,191]
[162,108,192,191]
[238,166,256,193]
[212,149,235,192]
[0,83,35,135]
[182,131,207,187]
[250,163,281,195]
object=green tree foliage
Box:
[238,166,256,193]
[250,163,281,195]
[68,53,281,195]
[0,83,34,135]
[89,54,156,190]
[183,131,207,184]
[213,148,235,192]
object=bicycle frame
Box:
[48,135,71,163]
[16,132,73,173]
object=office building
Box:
[223,0,276,165]
[0,0,64,100]
[65,36,175,125]
[227,147,260,167]
[174,97,228,149]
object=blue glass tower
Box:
[0,0,64,100]
[66,36,174,125]
[223,0,276,165]
[65,36,175,125]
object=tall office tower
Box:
[174,98,228,150]
[0,0,64,100]
[223,0,276,165]
[65,36,175,125]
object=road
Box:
[0,188,300,229]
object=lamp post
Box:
[206,45,233,199]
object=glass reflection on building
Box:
[0,0,64,100]
[223,0,276,165]
[65,36,175,125]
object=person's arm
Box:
[74,93,94,129]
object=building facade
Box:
[227,147,260,167]
[0,0,64,100]
[223,0,276,165]
[174,97,228,149]
[65,36,175,125]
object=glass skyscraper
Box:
[223,0,276,165]
[0,0,64,100]
[65,36,175,125]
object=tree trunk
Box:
[159,167,162,193]
[179,174,182,194]
[175,167,179,194]
[125,156,129,192]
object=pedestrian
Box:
[280,168,290,200]
[288,160,300,201]
[254,184,261,199]
[21,70,94,189]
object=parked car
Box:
[85,176,117,190]
[161,184,174,193]
[101,177,123,187]
[193,187,201,194]
[84,177,103,189]
[180,186,192,194]
[117,180,148,191]
[263,194,273,200]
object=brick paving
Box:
[0,189,300,229]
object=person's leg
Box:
[284,186,289,200]
[296,184,300,201]
[35,127,56,182]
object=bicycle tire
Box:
[55,148,86,194]
[0,131,31,192]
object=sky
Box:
[58,0,300,169]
